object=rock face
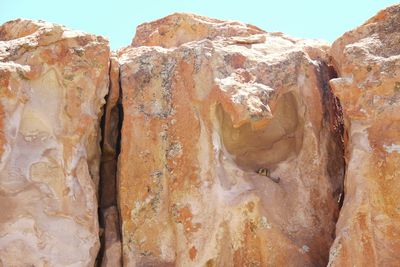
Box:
[117,13,344,266]
[328,5,400,266]
[0,20,109,266]
[1,4,400,267]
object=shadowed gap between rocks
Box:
[319,61,345,210]
[97,57,124,267]
[317,60,346,254]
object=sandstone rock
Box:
[117,15,344,266]
[0,19,109,266]
[328,4,400,266]
[131,13,265,48]
[2,5,399,266]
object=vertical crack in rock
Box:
[318,61,345,210]
[316,60,346,239]
[97,55,123,267]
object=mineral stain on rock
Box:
[116,13,343,267]
[0,4,400,267]
[0,19,109,267]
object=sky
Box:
[1,0,398,50]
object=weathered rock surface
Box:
[0,19,109,266]
[1,4,400,267]
[132,13,265,48]
[328,5,400,266]
[117,13,344,267]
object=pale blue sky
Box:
[1,0,398,49]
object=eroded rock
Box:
[0,19,109,266]
[2,5,399,266]
[328,4,400,266]
[117,14,344,267]
[132,13,265,48]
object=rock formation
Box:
[328,4,400,266]
[0,20,109,266]
[116,13,344,267]
[0,4,399,267]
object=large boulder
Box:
[117,13,344,267]
[0,19,109,266]
[328,4,400,266]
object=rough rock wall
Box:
[0,20,109,266]
[116,13,344,267]
[328,5,400,266]
[0,4,399,267]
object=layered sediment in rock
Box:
[117,13,344,266]
[0,20,109,266]
[328,5,400,266]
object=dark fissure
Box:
[97,58,124,267]
[312,59,346,265]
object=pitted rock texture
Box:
[117,14,344,267]
[0,19,109,266]
[328,4,400,267]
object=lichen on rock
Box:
[117,13,344,267]
[1,4,400,267]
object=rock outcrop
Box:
[117,13,344,267]
[131,13,265,48]
[328,5,400,266]
[1,4,400,267]
[0,20,109,266]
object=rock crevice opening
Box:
[98,56,124,266]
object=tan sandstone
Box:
[328,4,400,266]
[1,4,400,267]
[0,19,109,266]
[117,13,344,267]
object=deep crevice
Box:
[116,64,124,267]
[323,62,345,211]
[316,60,346,256]
[96,57,124,267]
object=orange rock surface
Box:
[0,19,110,266]
[132,13,265,48]
[117,13,344,267]
[1,4,400,267]
[328,4,400,266]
